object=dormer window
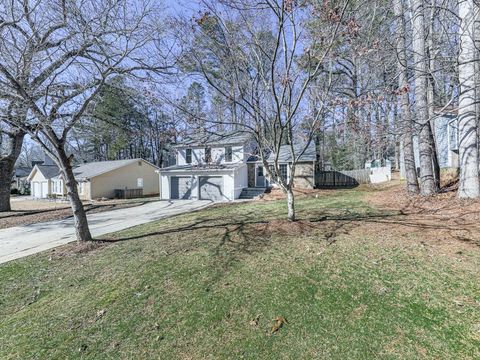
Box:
[186,148,192,164]
[225,146,233,162]
[205,147,212,163]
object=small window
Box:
[205,147,212,163]
[257,165,264,177]
[137,178,144,188]
[279,164,288,183]
[225,146,233,162]
[186,148,192,164]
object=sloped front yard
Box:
[1,183,479,359]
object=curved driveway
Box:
[0,200,212,265]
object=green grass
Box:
[1,189,479,359]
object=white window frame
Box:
[185,148,192,164]
[225,146,233,162]
[137,178,144,188]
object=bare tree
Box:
[0,0,170,241]
[176,0,349,221]
[411,0,437,195]
[458,0,480,198]
[394,0,419,193]
[0,107,25,211]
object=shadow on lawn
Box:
[99,200,480,274]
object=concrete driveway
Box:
[0,200,212,265]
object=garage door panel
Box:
[41,182,48,198]
[171,176,192,199]
[199,176,224,201]
[32,182,39,198]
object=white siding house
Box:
[399,110,459,178]
[159,132,252,201]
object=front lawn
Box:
[1,186,479,359]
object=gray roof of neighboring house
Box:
[174,131,252,147]
[14,167,32,178]
[73,158,156,180]
[160,163,245,172]
[267,142,317,163]
[36,165,61,179]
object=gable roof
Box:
[175,131,252,148]
[14,167,32,178]
[27,164,60,181]
[267,142,316,163]
[73,158,158,180]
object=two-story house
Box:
[158,131,257,201]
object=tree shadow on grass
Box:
[98,200,480,287]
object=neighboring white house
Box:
[27,154,60,198]
[399,109,458,178]
[159,131,254,201]
[28,158,159,200]
[27,164,60,198]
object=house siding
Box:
[89,160,159,200]
[30,170,52,198]
[247,163,255,187]
[400,113,459,178]
[78,181,92,201]
[293,163,315,189]
[177,145,245,166]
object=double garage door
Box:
[170,176,224,201]
[32,181,49,198]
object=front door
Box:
[256,165,265,187]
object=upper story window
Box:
[205,147,212,163]
[186,148,192,164]
[225,146,233,162]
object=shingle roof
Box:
[160,163,244,172]
[14,167,32,178]
[36,165,61,179]
[73,159,154,180]
[175,131,252,147]
[267,142,316,163]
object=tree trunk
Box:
[286,187,295,222]
[394,0,419,193]
[426,2,441,189]
[458,0,480,198]
[0,162,14,212]
[56,146,93,242]
[412,0,437,195]
[393,104,401,171]
[0,130,25,212]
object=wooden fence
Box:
[114,188,143,199]
[316,167,391,188]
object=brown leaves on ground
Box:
[362,180,480,253]
[271,316,288,334]
[249,315,260,328]
[49,241,105,260]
